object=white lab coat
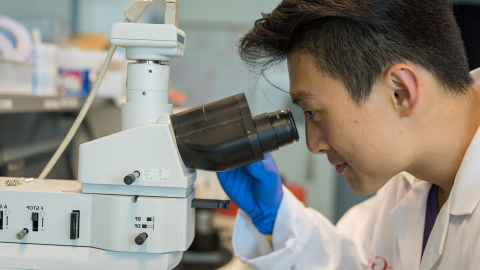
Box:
[231,128,480,270]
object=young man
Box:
[217,0,480,269]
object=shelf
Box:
[1,138,63,164]
[0,95,110,114]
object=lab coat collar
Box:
[417,126,480,269]
[403,172,418,187]
[419,197,451,270]
[390,175,452,270]
[449,126,480,216]
[390,177,430,270]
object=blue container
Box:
[58,69,89,96]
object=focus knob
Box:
[135,232,148,245]
[124,171,140,185]
[16,228,29,240]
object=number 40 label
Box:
[142,169,170,182]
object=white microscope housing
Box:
[79,22,195,199]
[0,1,198,269]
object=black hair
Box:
[239,0,474,103]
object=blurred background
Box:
[0,0,479,243]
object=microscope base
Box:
[0,177,195,270]
[0,243,183,270]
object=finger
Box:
[246,154,279,180]
[216,167,247,187]
[216,170,235,187]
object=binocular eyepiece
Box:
[171,93,299,171]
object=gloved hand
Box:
[217,154,283,235]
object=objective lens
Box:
[253,109,299,154]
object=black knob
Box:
[124,174,136,185]
[124,171,140,185]
[135,232,148,245]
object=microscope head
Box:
[171,93,299,171]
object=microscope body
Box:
[0,7,197,270]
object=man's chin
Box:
[344,175,381,195]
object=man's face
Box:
[288,52,412,194]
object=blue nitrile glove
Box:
[217,154,283,235]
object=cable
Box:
[38,18,131,179]
[38,0,153,179]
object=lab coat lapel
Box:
[422,126,480,269]
[390,180,430,270]
[419,126,480,269]
[419,199,450,270]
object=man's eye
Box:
[304,110,317,116]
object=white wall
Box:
[77,0,282,36]
[0,0,72,21]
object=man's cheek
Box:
[318,121,334,141]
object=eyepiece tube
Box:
[171,93,300,171]
[253,109,299,154]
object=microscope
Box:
[0,1,299,269]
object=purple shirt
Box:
[422,184,439,255]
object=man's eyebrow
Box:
[290,91,317,105]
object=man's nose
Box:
[306,116,331,154]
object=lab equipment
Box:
[4,179,18,186]
[57,68,89,96]
[172,94,299,171]
[0,1,299,269]
[31,29,58,96]
[0,58,33,95]
[57,48,127,98]
[0,16,32,62]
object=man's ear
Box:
[386,64,420,117]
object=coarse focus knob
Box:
[135,232,148,245]
[16,228,29,240]
[124,171,140,185]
